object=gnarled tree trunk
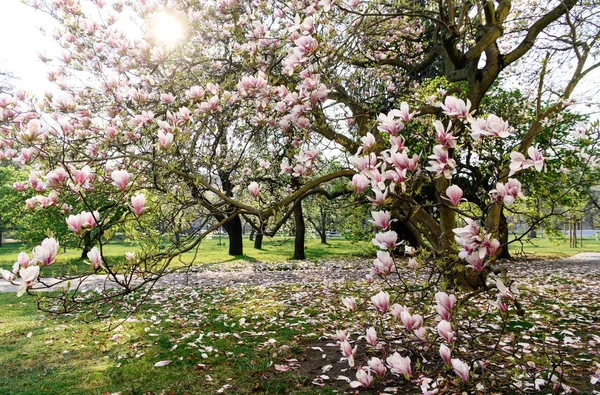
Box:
[293,201,305,260]
[223,214,243,256]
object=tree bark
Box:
[249,229,255,241]
[0,214,3,248]
[254,231,263,249]
[293,200,306,260]
[80,231,94,259]
[498,209,511,258]
[223,214,243,256]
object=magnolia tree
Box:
[0,0,599,392]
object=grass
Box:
[0,237,373,276]
[0,286,339,395]
[507,235,600,259]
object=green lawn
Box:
[0,287,338,395]
[507,236,600,259]
[0,237,373,277]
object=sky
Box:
[0,0,60,94]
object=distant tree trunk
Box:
[254,232,263,249]
[498,210,511,259]
[0,214,3,248]
[249,229,255,241]
[223,214,243,255]
[80,232,93,259]
[319,205,327,244]
[293,201,306,260]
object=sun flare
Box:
[151,12,183,45]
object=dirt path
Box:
[1,253,598,293]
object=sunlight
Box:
[151,12,183,46]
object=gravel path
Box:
[1,253,598,293]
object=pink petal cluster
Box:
[443,185,463,206]
[469,114,511,139]
[111,169,130,190]
[425,145,456,179]
[372,230,398,250]
[87,246,103,270]
[371,290,390,313]
[489,178,525,206]
[66,211,100,234]
[386,352,412,377]
[248,181,260,198]
[32,237,59,266]
[131,193,147,216]
[439,96,471,119]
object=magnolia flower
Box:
[87,246,103,270]
[360,132,376,152]
[370,210,394,230]
[111,170,130,190]
[340,340,356,367]
[451,359,470,381]
[17,265,40,296]
[528,146,544,171]
[341,296,356,312]
[435,292,457,312]
[32,238,59,266]
[1,269,17,282]
[350,368,373,388]
[437,320,454,344]
[433,120,456,148]
[390,304,407,319]
[349,173,369,194]
[248,181,260,198]
[158,129,174,150]
[440,344,452,365]
[400,311,423,331]
[387,352,412,377]
[131,193,147,216]
[372,230,398,250]
[365,327,377,346]
[371,291,390,313]
[373,250,394,276]
[367,357,387,377]
[444,185,463,206]
[426,145,456,179]
[439,96,471,119]
[17,252,30,268]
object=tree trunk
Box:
[0,214,3,248]
[293,201,306,260]
[498,209,511,258]
[249,229,255,241]
[254,232,263,249]
[80,231,94,259]
[223,214,243,256]
[320,231,327,244]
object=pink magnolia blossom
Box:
[365,327,377,346]
[400,311,423,331]
[370,210,394,230]
[386,352,412,377]
[350,368,373,389]
[425,145,455,179]
[17,252,30,268]
[444,185,463,206]
[439,96,471,119]
[158,129,174,150]
[367,188,388,208]
[111,170,130,190]
[73,165,93,187]
[340,340,356,367]
[372,230,398,250]
[489,178,525,206]
[360,132,376,152]
[440,344,452,365]
[373,250,394,276]
[508,152,533,176]
[248,181,260,198]
[435,292,457,312]
[87,246,103,270]
[12,182,27,193]
[437,320,454,344]
[390,303,407,319]
[32,237,59,266]
[349,174,369,194]
[66,211,99,234]
[377,110,405,135]
[1,269,17,282]
[433,120,456,148]
[367,357,387,377]
[19,265,40,284]
[528,146,544,171]
[394,102,416,123]
[371,290,390,313]
[451,359,470,382]
[341,296,356,312]
[131,194,147,216]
